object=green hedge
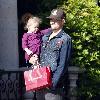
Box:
[36,0,100,99]
[58,0,100,99]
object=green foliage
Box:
[58,0,100,99]
[36,0,100,99]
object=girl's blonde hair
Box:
[31,17,42,24]
[21,13,42,30]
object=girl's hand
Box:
[25,48,33,55]
[27,50,33,55]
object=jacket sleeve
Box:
[40,28,51,36]
[22,33,28,50]
[52,37,72,88]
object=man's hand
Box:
[29,54,39,66]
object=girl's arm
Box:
[40,28,51,36]
[22,33,33,55]
[24,48,33,55]
[22,33,28,49]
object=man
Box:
[36,8,72,100]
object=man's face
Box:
[50,19,64,31]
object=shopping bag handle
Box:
[31,63,41,69]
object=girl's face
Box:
[26,18,39,33]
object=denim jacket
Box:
[40,29,72,88]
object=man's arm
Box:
[52,36,72,88]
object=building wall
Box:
[0,0,19,69]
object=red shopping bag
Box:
[24,66,52,91]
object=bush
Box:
[58,0,100,99]
[36,0,100,99]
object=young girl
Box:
[21,13,50,66]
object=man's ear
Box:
[62,19,65,23]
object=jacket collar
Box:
[45,29,64,38]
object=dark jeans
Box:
[24,88,66,100]
[36,88,65,100]
[24,91,36,100]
